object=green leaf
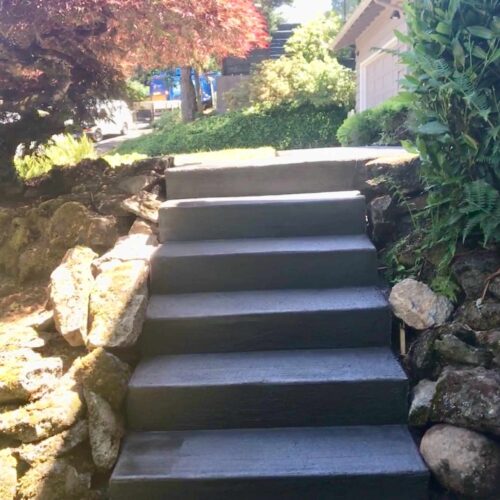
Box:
[452,39,465,67]
[436,22,452,36]
[462,133,479,151]
[467,26,493,39]
[472,45,489,60]
[418,121,450,135]
[401,140,419,154]
[394,30,411,45]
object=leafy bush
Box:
[153,110,182,130]
[249,57,355,110]
[384,0,500,298]
[239,12,355,111]
[285,11,344,63]
[103,152,148,168]
[336,97,413,146]
[14,134,96,179]
[126,79,150,102]
[117,104,347,155]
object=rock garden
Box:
[0,157,169,499]
[362,154,500,500]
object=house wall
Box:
[355,8,407,111]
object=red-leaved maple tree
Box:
[0,0,268,178]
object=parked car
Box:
[84,100,133,142]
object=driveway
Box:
[95,122,153,155]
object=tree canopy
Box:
[0,0,268,178]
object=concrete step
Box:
[110,426,428,500]
[151,235,378,294]
[141,287,390,355]
[166,156,358,199]
[127,347,407,431]
[159,192,367,242]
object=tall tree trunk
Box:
[193,68,204,114]
[180,66,197,123]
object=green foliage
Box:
[400,0,500,255]
[285,12,343,62]
[255,0,293,31]
[14,134,96,179]
[116,104,347,156]
[336,97,413,146]
[153,110,182,130]
[249,57,355,110]
[245,12,355,110]
[125,79,150,103]
[102,152,148,168]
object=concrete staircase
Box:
[110,157,429,499]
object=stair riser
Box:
[141,306,391,355]
[110,474,428,500]
[159,198,367,242]
[166,161,357,199]
[151,250,378,294]
[127,380,408,431]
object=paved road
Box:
[96,122,153,155]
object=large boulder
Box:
[421,424,500,498]
[121,191,162,223]
[16,457,92,500]
[48,202,91,249]
[0,448,16,500]
[87,260,148,350]
[406,329,441,380]
[434,334,492,367]
[456,300,500,331]
[0,379,84,442]
[452,252,500,300]
[368,195,395,246]
[118,174,158,195]
[431,367,500,435]
[355,154,423,198]
[17,420,88,465]
[92,233,157,274]
[85,389,124,470]
[49,246,97,346]
[476,330,500,367]
[0,324,52,351]
[390,278,454,330]
[73,348,131,411]
[0,349,63,403]
[409,379,437,427]
[48,202,118,252]
[82,215,119,250]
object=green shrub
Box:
[103,152,148,168]
[153,110,182,130]
[14,134,96,179]
[117,104,347,156]
[241,12,355,111]
[249,56,355,110]
[126,79,150,103]
[396,0,500,296]
[336,98,413,146]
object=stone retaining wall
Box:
[0,157,168,499]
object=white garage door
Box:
[360,39,402,111]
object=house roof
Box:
[332,0,402,50]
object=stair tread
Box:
[130,347,405,388]
[157,235,374,258]
[147,287,388,320]
[162,191,363,208]
[112,425,428,481]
